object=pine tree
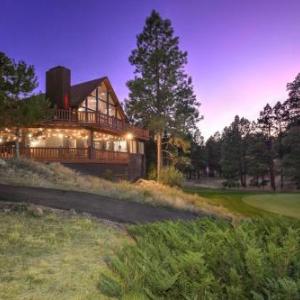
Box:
[0,52,52,158]
[285,73,300,127]
[283,126,300,188]
[257,104,276,191]
[125,10,200,179]
[205,132,222,177]
[221,116,250,187]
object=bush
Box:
[222,179,240,188]
[159,166,184,187]
[100,218,300,299]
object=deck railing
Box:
[52,109,149,140]
[0,146,130,164]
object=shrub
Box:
[100,217,300,299]
[222,179,240,188]
[159,166,184,187]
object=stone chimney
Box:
[46,66,71,109]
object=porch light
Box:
[125,132,134,140]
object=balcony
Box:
[51,109,149,140]
[0,146,130,164]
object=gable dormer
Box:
[75,80,125,120]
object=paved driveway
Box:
[0,184,201,224]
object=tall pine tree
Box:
[0,52,52,158]
[125,10,200,179]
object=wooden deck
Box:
[0,146,129,164]
[51,109,149,140]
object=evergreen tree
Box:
[285,73,300,127]
[205,132,222,177]
[220,116,250,186]
[247,132,270,186]
[273,101,287,188]
[0,52,52,158]
[257,104,276,191]
[282,126,300,188]
[125,10,200,179]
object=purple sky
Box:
[1,0,300,139]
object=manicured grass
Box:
[184,186,300,217]
[0,207,128,300]
[243,194,300,219]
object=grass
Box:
[243,194,300,219]
[0,205,129,300]
[0,158,235,220]
[184,186,300,218]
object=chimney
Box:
[46,66,71,109]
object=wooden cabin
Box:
[0,66,149,180]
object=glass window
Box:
[113,140,127,152]
[99,101,107,114]
[87,96,96,111]
[138,142,144,154]
[108,105,115,117]
[129,140,137,154]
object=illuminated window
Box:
[138,142,144,154]
[129,140,137,153]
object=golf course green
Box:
[243,194,300,219]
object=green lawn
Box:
[184,186,300,218]
[0,207,128,300]
[243,194,300,219]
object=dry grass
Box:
[0,158,237,219]
[0,204,128,300]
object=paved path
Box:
[0,184,201,224]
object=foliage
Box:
[0,52,52,158]
[125,10,200,177]
[158,166,184,187]
[0,206,127,299]
[0,51,37,100]
[283,126,300,188]
[285,73,300,127]
[222,179,240,188]
[221,116,250,186]
[100,218,300,299]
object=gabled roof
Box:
[70,77,127,120]
[70,77,106,107]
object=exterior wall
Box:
[63,154,145,181]
[128,154,145,181]
[63,163,129,180]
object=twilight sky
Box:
[1,0,300,139]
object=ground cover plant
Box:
[0,204,128,300]
[0,158,235,219]
[100,217,300,299]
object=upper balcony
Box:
[49,109,149,140]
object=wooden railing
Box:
[52,109,149,140]
[0,146,129,164]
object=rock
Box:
[82,212,91,218]
[28,205,44,217]
[69,208,77,215]
[0,159,7,167]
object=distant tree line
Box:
[188,74,300,190]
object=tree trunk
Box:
[270,160,276,191]
[15,128,21,159]
[157,132,162,181]
[280,168,284,190]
